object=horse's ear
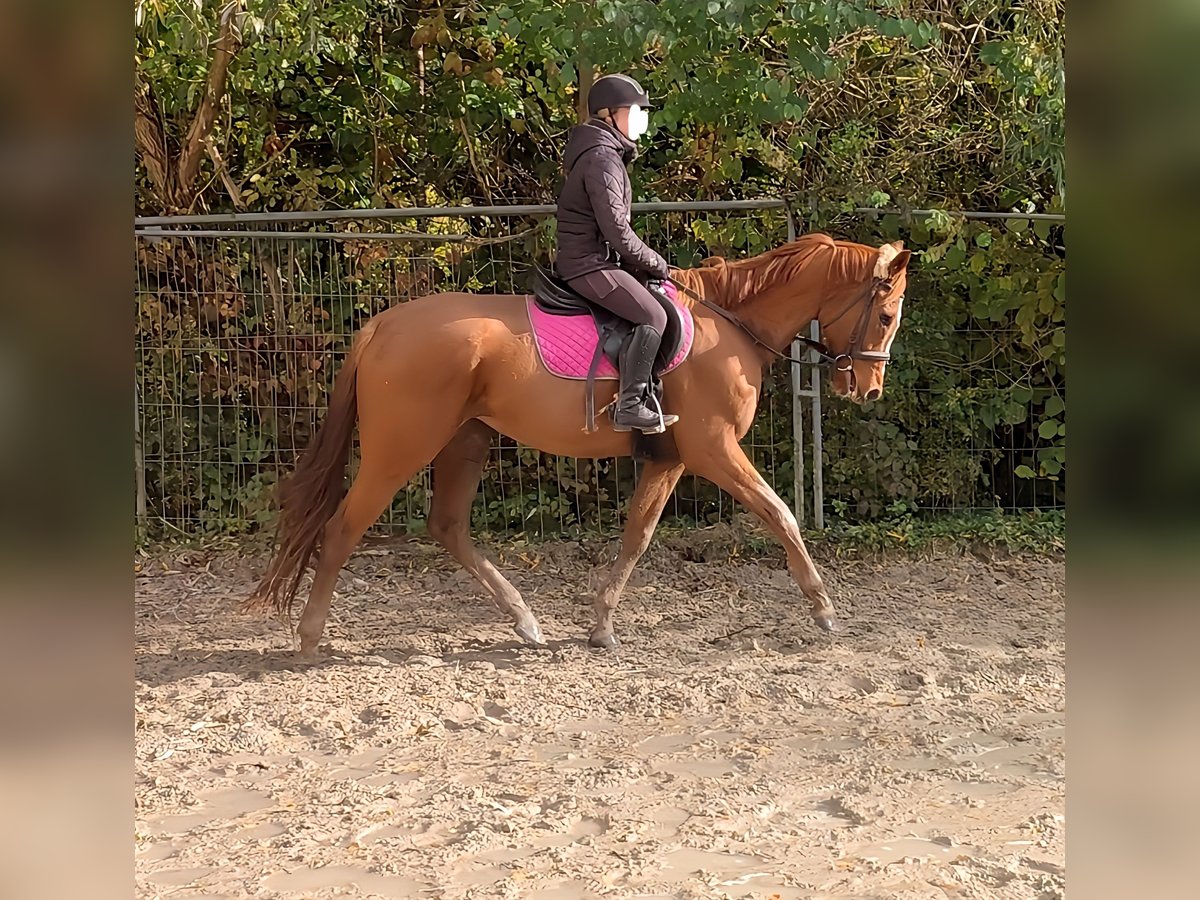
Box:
[889,249,912,277]
[874,242,910,279]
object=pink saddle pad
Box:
[526,296,694,380]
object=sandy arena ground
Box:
[135,529,1064,899]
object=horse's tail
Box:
[245,319,380,619]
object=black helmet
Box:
[587,74,652,115]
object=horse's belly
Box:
[477,406,629,459]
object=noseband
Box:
[669,274,894,386]
[809,276,893,390]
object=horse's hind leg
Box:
[428,420,545,646]
[298,422,460,656]
[296,457,410,656]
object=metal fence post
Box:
[785,206,807,526]
[134,382,147,528]
[809,318,825,530]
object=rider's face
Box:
[613,106,631,139]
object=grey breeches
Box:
[566,268,668,335]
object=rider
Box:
[555,73,678,433]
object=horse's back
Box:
[356,292,533,381]
[368,291,530,337]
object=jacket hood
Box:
[563,119,636,171]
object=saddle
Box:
[528,264,693,431]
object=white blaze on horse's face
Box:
[855,276,908,403]
[878,292,905,377]
[839,241,911,404]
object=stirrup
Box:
[645,392,678,434]
[609,406,658,433]
[610,400,673,434]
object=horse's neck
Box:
[704,257,832,354]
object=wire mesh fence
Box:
[134,201,1064,539]
[135,203,800,537]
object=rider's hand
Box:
[647,279,678,303]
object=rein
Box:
[666,274,892,378]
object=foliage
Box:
[816,508,1065,555]
[135,0,1064,211]
[134,0,1065,536]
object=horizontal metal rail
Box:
[135,228,482,241]
[133,199,789,227]
[134,200,1065,228]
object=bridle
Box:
[666,273,896,388]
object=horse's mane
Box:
[675,233,877,309]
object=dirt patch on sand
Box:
[136,533,1064,899]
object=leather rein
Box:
[665,274,893,380]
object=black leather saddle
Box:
[529,264,687,433]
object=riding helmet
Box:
[587,74,653,115]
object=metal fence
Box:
[134,200,1065,538]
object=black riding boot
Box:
[610,325,679,433]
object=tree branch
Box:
[205,140,245,210]
[457,114,495,204]
[134,73,171,208]
[175,2,243,206]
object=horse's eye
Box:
[879,313,894,327]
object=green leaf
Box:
[1044,395,1065,417]
[385,73,411,95]
[979,41,1007,65]
[1038,419,1060,439]
[1003,403,1027,425]
[1014,465,1037,479]
[791,45,821,75]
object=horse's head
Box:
[824,241,912,404]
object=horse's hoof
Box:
[514,619,546,647]
[588,630,619,650]
[814,614,841,634]
[296,644,325,661]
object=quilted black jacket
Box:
[554,119,669,281]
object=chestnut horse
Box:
[248,233,912,655]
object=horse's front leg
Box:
[589,460,685,648]
[686,433,839,633]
